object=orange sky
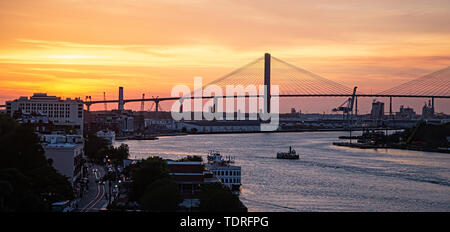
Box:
[1,0,449,113]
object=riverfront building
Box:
[6,93,84,134]
[84,110,145,135]
[396,106,417,119]
[422,100,435,118]
[167,160,220,210]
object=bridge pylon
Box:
[118,86,124,111]
[264,53,271,113]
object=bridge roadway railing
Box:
[0,94,447,108]
[81,94,450,106]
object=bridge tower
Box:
[85,96,92,111]
[431,97,435,112]
[264,53,271,113]
[140,93,145,112]
[154,97,160,120]
[179,99,183,113]
[118,87,124,111]
[389,96,393,118]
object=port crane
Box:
[332,86,357,119]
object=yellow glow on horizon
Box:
[43,55,98,60]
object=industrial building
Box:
[371,100,385,119]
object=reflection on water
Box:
[116,131,450,212]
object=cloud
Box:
[1,0,449,112]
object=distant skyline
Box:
[1,0,449,113]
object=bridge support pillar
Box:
[155,100,160,120]
[389,96,392,118]
[179,99,184,122]
[118,86,124,111]
[179,99,183,113]
[264,53,271,113]
[213,97,218,113]
[431,97,435,113]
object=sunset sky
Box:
[1,0,449,113]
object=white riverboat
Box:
[205,150,241,192]
[96,130,115,145]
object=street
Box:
[76,164,108,212]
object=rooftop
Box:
[12,93,82,102]
[44,143,78,148]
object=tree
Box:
[26,165,74,204]
[109,144,130,167]
[388,122,450,149]
[0,180,13,210]
[0,168,47,212]
[87,140,129,166]
[95,147,111,163]
[199,183,245,212]
[410,122,450,147]
[139,178,180,211]
[129,157,170,201]
[178,155,203,162]
[84,133,110,163]
[0,115,73,211]
[0,117,48,171]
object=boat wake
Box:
[239,196,301,212]
[299,159,450,187]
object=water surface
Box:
[117,131,450,212]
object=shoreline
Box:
[117,129,449,154]
[333,142,450,154]
[118,130,449,155]
[136,127,404,138]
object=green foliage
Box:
[178,155,203,162]
[84,133,110,163]
[85,133,129,166]
[138,178,180,211]
[386,122,450,148]
[0,115,73,211]
[127,157,182,211]
[109,144,130,167]
[407,122,450,147]
[199,183,245,212]
[26,165,74,204]
[102,171,116,182]
[129,157,170,201]
[0,168,42,211]
[0,116,47,171]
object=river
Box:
[116,131,450,212]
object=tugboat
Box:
[205,150,241,192]
[277,146,299,159]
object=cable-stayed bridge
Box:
[1,53,449,114]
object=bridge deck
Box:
[82,94,449,105]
